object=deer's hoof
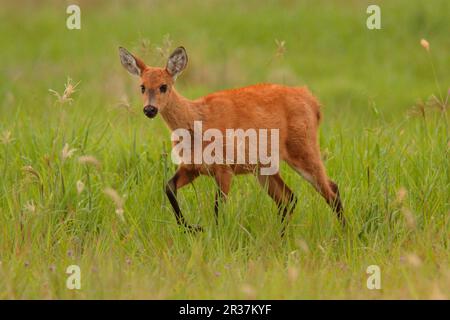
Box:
[185,224,204,234]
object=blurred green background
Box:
[1,0,448,123]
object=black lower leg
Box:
[329,180,345,225]
[214,189,220,225]
[277,193,297,222]
[279,193,297,237]
[165,175,184,226]
[165,175,202,232]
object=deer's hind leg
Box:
[257,172,297,237]
[285,145,344,225]
[213,168,232,224]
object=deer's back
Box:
[198,83,321,133]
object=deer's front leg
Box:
[213,169,232,224]
[165,167,201,232]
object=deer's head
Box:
[119,46,188,118]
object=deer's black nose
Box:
[143,105,158,118]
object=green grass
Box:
[0,0,449,299]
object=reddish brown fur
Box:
[121,48,344,234]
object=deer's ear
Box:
[119,47,146,76]
[166,47,188,79]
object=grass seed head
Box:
[76,180,85,194]
[24,200,36,213]
[22,166,40,180]
[155,34,173,61]
[104,187,125,222]
[78,155,101,169]
[288,266,299,282]
[401,208,416,230]
[396,187,407,204]
[115,208,125,222]
[296,239,310,254]
[0,130,13,145]
[405,253,422,268]
[61,143,77,161]
[49,77,80,105]
[116,95,136,115]
[274,39,286,58]
[420,39,430,52]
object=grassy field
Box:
[0,0,449,299]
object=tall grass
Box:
[0,0,448,299]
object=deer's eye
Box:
[159,84,167,93]
[140,85,145,94]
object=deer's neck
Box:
[160,89,201,131]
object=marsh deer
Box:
[119,46,344,235]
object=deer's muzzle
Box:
[143,105,158,118]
